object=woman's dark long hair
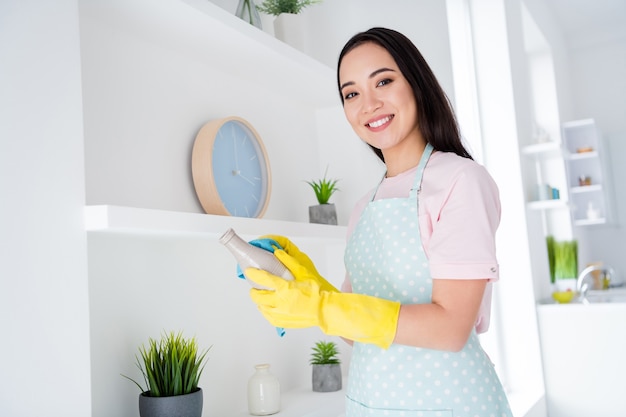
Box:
[337,27,472,161]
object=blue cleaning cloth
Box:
[236,238,285,337]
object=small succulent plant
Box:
[310,340,340,365]
[306,167,339,205]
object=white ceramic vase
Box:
[273,13,306,51]
[247,364,280,415]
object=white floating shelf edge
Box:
[84,205,347,242]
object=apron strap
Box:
[369,143,434,202]
[409,143,433,198]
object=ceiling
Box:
[542,0,626,48]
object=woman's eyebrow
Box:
[340,67,396,91]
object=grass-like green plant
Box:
[553,239,578,280]
[256,0,321,16]
[310,340,340,365]
[306,168,339,205]
[122,331,210,397]
[546,235,556,283]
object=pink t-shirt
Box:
[343,151,501,333]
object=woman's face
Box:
[338,42,421,158]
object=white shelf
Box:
[521,141,562,157]
[84,205,347,242]
[526,199,568,210]
[565,150,599,160]
[80,0,337,108]
[573,217,607,226]
[235,386,346,417]
[569,184,602,194]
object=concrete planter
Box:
[312,364,342,392]
[139,388,203,417]
[309,204,337,225]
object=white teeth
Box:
[369,116,392,128]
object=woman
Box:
[246,27,513,416]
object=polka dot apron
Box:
[344,144,512,417]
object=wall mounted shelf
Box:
[562,119,611,226]
[81,0,337,109]
[235,386,345,417]
[85,205,347,242]
[526,199,568,211]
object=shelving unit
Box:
[521,141,568,210]
[80,0,344,240]
[562,119,610,226]
[520,119,612,229]
[79,2,350,416]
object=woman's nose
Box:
[361,93,382,113]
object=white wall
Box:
[567,36,626,281]
[0,1,92,416]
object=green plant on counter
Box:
[546,235,556,283]
[306,167,340,205]
[310,340,340,365]
[122,331,210,397]
[552,239,578,280]
[256,0,322,16]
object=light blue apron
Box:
[343,144,512,417]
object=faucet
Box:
[576,265,615,302]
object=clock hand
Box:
[237,172,257,186]
[233,132,240,171]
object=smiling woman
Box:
[245,27,512,417]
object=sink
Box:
[582,287,626,303]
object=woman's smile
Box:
[366,114,394,130]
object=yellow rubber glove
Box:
[258,234,339,293]
[246,252,401,349]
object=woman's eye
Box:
[344,91,358,100]
[377,78,393,87]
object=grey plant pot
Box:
[309,204,338,225]
[139,388,203,417]
[312,364,342,392]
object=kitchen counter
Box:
[536,292,626,417]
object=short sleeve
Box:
[420,156,501,281]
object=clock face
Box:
[191,117,272,218]
[212,120,269,218]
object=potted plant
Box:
[310,340,341,392]
[306,167,339,225]
[547,236,578,294]
[256,0,322,49]
[122,331,210,417]
[256,0,321,16]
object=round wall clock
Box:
[192,116,271,218]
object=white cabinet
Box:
[562,119,611,226]
[537,302,626,417]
